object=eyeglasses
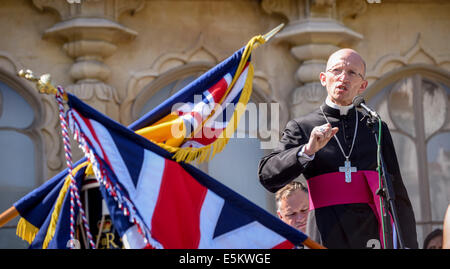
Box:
[326,67,364,80]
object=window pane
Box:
[427,132,450,221]
[368,82,396,130]
[391,131,421,220]
[0,82,34,129]
[369,73,450,247]
[422,79,446,139]
[139,80,177,117]
[389,77,416,137]
[441,82,450,131]
[138,74,202,118]
[374,97,396,130]
[0,131,36,249]
[171,75,198,94]
[0,131,35,188]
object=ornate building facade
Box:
[0,0,448,248]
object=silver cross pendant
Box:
[339,158,357,183]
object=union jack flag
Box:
[67,93,308,249]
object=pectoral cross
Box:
[339,158,357,183]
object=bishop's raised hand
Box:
[303,123,339,156]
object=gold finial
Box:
[18,69,67,100]
[262,23,285,43]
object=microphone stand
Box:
[365,113,406,249]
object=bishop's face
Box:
[320,50,368,106]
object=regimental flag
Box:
[67,93,308,249]
[133,35,265,163]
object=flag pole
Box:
[303,237,327,249]
[0,206,19,228]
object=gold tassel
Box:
[42,176,72,249]
[42,161,89,249]
[16,217,39,244]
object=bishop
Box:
[258,49,418,249]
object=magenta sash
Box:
[306,170,391,248]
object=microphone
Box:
[352,95,380,119]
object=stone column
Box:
[32,0,144,119]
[262,0,365,117]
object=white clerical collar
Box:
[325,96,354,116]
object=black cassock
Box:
[258,103,418,249]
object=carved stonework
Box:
[261,0,305,22]
[261,0,364,117]
[275,18,363,47]
[337,0,368,20]
[32,0,144,119]
[262,0,338,21]
[41,96,65,173]
[32,0,145,21]
[367,34,450,84]
[310,0,336,19]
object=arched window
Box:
[0,74,44,249]
[134,64,274,212]
[367,67,450,247]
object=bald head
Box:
[326,48,366,78]
[320,48,368,106]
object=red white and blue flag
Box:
[67,93,308,249]
[133,40,257,163]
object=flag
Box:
[11,32,314,249]
[11,38,262,247]
[14,162,88,248]
[133,35,265,163]
[67,92,308,249]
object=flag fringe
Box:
[42,162,89,249]
[16,217,39,244]
[156,63,254,163]
[42,176,72,249]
